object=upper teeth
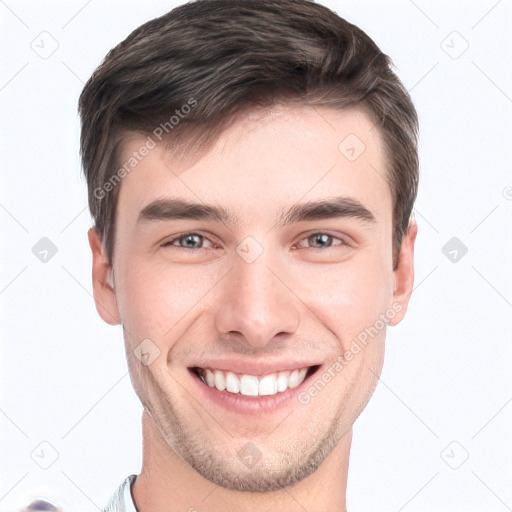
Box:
[198,367,309,396]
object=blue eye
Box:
[161,233,213,250]
[160,231,348,252]
[294,233,346,250]
[308,233,334,248]
[177,234,203,249]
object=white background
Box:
[1,0,511,510]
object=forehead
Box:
[115,105,391,227]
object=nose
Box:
[214,250,301,349]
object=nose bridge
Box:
[214,249,300,347]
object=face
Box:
[89,104,416,491]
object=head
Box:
[81,0,418,492]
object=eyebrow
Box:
[137,196,376,227]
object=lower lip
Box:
[188,367,319,416]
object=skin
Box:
[89,104,417,512]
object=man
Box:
[79,0,419,510]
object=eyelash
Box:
[160,232,349,251]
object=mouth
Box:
[189,364,321,398]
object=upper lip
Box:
[189,359,321,376]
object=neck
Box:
[132,411,350,512]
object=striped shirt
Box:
[102,475,138,512]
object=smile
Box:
[191,366,319,397]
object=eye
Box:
[292,232,347,250]
[161,232,215,250]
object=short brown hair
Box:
[79,0,418,269]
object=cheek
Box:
[115,262,219,341]
[299,256,392,348]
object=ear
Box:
[88,227,121,326]
[388,220,418,326]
